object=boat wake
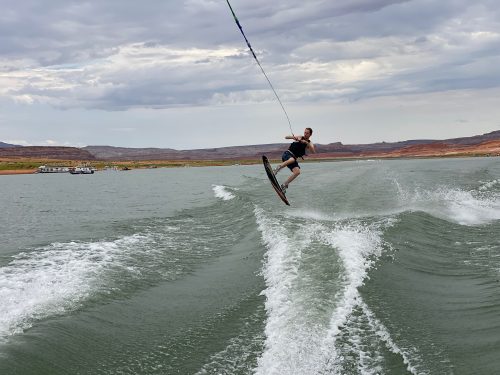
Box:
[212,184,236,201]
[393,179,500,226]
[0,233,151,341]
[253,207,425,374]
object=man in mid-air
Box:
[274,127,315,193]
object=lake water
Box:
[1,157,500,374]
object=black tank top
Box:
[288,141,308,158]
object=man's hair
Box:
[305,127,313,135]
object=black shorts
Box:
[282,150,300,171]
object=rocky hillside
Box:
[83,144,288,160]
[328,139,500,158]
[1,130,499,161]
[0,146,95,160]
[84,130,500,160]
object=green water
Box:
[1,158,499,374]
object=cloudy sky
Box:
[1,0,499,149]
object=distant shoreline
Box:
[1,130,499,170]
[1,153,499,176]
[0,169,37,175]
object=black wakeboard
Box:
[262,155,290,206]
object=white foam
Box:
[212,185,235,201]
[479,179,500,191]
[0,233,150,341]
[317,222,384,373]
[443,189,500,225]
[395,181,500,226]
[254,206,407,374]
[254,207,325,374]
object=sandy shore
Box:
[0,169,37,175]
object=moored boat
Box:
[37,165,71,173]
[69,166,94,174]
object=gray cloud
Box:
[1,0,499,111]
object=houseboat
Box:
[37,165,70,173]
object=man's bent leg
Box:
[283,167,300,188]
[274,157,296,175]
